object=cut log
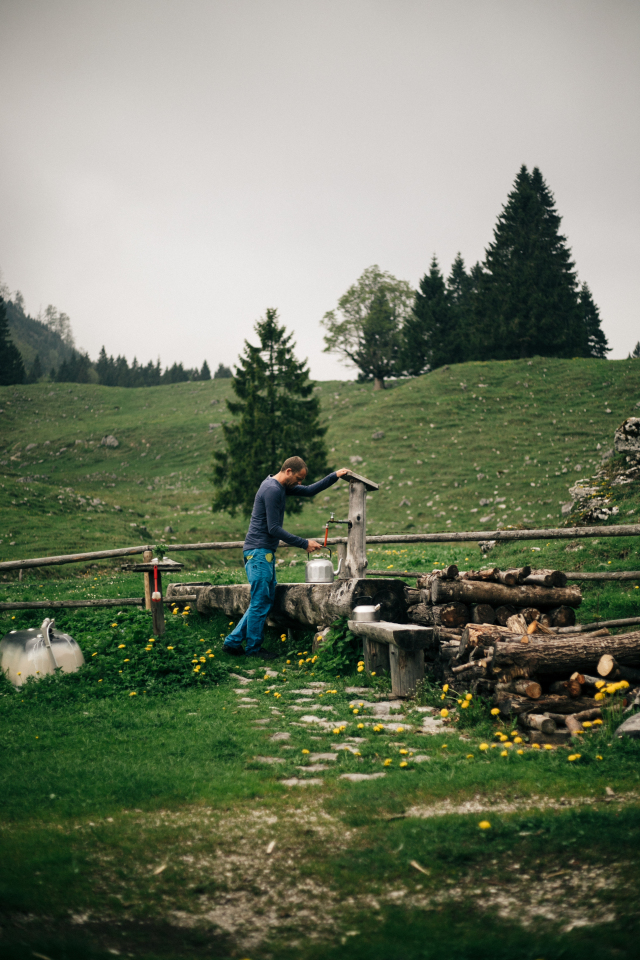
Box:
[597,655,640,683]
[522,607,541,624]
[565,714,584,737]
[523,569,568,588]
[540,613,554,628]
[548,680,582,698]
[570,672,601,689]
[490,631,640,677]
[495,604,518,626]
[519,713,556,734]
[549,606,576,628]
[194,578,407,627]
[460,567,499,582]
[557,617,640,633]
[496,566,531,586]
[406,603,433,626]
[470,603,496,625]
[345,479,368,578]
[404,587,424,606]
[432,578,582,609]
[433,602,470,628]
[527,619,555,635]
[143,549,153,611]
[506,614,528,635]
[495,679,542,699]
[452,659,489,677]
[0,596,146,611]
[496,694,600,716]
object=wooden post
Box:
[346,479,367,578]
[151,569,165,636]
[389,645,424,697]
[143,549,153,611]
[341,470,378,579]
[363,638,390,676]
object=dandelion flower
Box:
[332,728,341,735]
[478,821,491,830]
[442,684,449,693]
[593,719,603,726]
[302,749,309,754]
[543,744,554,750]
[357,665,364,672]
[440,709,449,718]
[479,743,489,751]
[465,693,473,701]
[516,749,524,755]
[490,708,500,716]
[568,754,578,762]
[352,709,359,715]
[531,743,540,750]
[371,672,376,677]
[466,754,474,759]
[123,658,130,662]
[461,701,469,709]
[596,755,603,760]
[118,644,126,649]
[441,744,448,749]
[582,721,592,728]
[501,750,508,757]
[357,723,364,730]
[383,759,392,766]
[396,726,404,733]
[440,693,446,700]
[129,691,137,697]
[514,737,523,744]
[111,622,118,628]
[399,761,408,768]
[167,646,174,650]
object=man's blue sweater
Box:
[244,473,339,552]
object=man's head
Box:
[279,456,307,487]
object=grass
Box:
[2,356,640,956]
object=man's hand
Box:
[335,468,350,478]
[307,539,323,553]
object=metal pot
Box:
[305,548,343,583]
[351,603,381,622]
[0,617,85,687]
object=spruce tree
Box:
[476,166,585,359]
[0,297,26,385]
[402,256,451,373]
[350,290,402,389]
[578,283,610,358]
[212,309,328,518]
[200,360,212,380]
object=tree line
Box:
[322,165,611,387]
[0,294,232,387]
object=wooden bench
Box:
[348,620,435,697]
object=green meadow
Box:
[1,356,640,958]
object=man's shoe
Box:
[246,649,279,661]
[223,645,245,657]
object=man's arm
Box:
[289,471,345,498]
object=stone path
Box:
[229,667,449,788]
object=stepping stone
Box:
[296,764,330,772]
[290,689,318,696]
[318,706,335,712]
[289,706,320,712]
[294,698,314,703]
[269,732,291,742]
[230,674,252,685]
[280,778,323,787]
[238,705,256,709]
[413,755,431,763]
[239,697,258,702]
[345,687,369,694]
[332,744,361,754]
[307,682,328,688]
[253,719,271,726]
[348,700,374,709]
[339,772,386,782]
[381,722,412,733]
[255,756,285,764]
[421,718,446,734]
[299,714,333,726]
[263,669,279,678]
[309,753,338,762]
[412,706,436,714]
[371,701,404,716]
[270,709,282,715]
[233,688,251,694]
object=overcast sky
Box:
[1,0,638,379]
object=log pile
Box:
[406,565,581,631]
[440,616,640,742]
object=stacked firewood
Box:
[405,564,580,631]
[405,565,640,741]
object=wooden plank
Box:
[142,549,153,611]
[363,638,391,676]
[347,619,435,652]
[342,469,379,491]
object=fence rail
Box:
[1,523,640,572]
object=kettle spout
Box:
[335,557,343,577]
[374,603,381,612]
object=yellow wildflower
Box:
[302,749,309,754]
[442,684,449,692]
[478,821,491,830]
[490,707,500,716]
[465,693,473,701]
[479,743,489,751]
[399,761,408,768]
[440,709,449,718]
[501,750,508,757]
[383,759,392,766]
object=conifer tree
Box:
[476,166,583,359]
[0,297,26,385]
[212,309,328,517]
[577,283,610,359]
[349,289,402,389]
[200,360,212,380]
[402,256,451,373]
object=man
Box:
[223,456,349,659]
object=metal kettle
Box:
[305,548,343,584]
[351,603,381,622]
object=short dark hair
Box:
[281,456,307,474]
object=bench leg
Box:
[389,646,424,697]
[363,638,390,675]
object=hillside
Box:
[1,357,640,579]
[5,299,76,373]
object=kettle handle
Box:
[307,548,332,559]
